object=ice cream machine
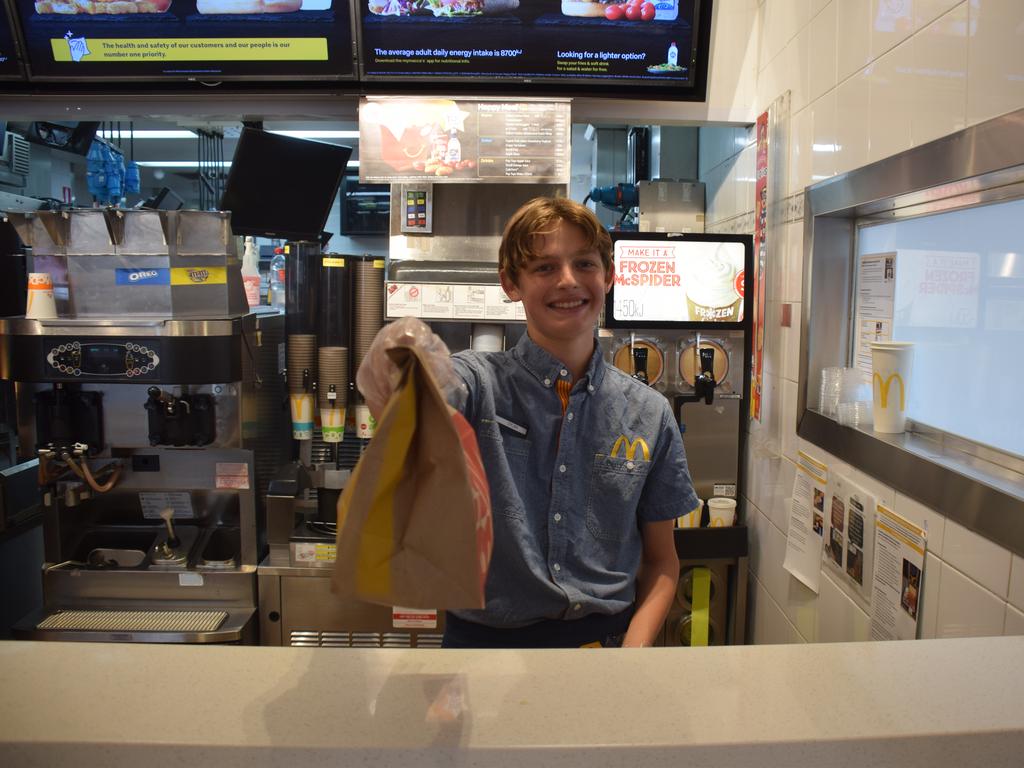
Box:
[603,231,752,506]
[603,231,752,647]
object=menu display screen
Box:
[13,0,354,79]
[606,233,750,327]
[359,97,570,183]
[0,4,24,77]
[358,0,709,96]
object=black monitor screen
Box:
[13,0,354,80]
[0,4,24,78]
[359,0,710,99]
[221,128,353,241]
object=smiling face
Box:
[500,219,613,366]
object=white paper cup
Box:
[354,403,377,439]
[26,273,58,320]
[471,323,504,352]
[320,407,346,443]
[290,393,315,440]
[871,342,914,433]
[677,499,704,529]
[708,497,736,527]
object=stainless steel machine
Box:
[1,208,286,643]
[603,231,752,646]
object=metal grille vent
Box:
[37,609,227,633]
[289,630,444,648]
[4,134,31,176]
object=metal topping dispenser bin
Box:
[3,208,246,318]
[1,207,287,644]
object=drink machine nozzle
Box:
[632,346,650,385]
[674,338,717,413]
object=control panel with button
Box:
[46,340,161,380]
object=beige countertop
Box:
[1,637,1022,767]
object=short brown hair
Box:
[499,197,612,285]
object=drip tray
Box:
[37,609,227,634]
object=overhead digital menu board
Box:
[13,0,354,80]
[0,3,25,77]
[358,0,710,98]
[359,97,570,183]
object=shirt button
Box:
[567,412,574,421]
[587,384,595,393]
[559,464,566,473]
[554,513,562,522]
[626,460,635,470]
[553,563,561,572]
[560,368,568,377]
[544,378,552,387]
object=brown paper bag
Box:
[332,345,493,609]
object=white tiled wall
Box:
[703,0,1024,645]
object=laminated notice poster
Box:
[853,252,896,377]
[823,473,875,605]
[782,451,828,593]
[870,505,927,641]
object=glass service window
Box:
[857,197,1024,458]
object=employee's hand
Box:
[356,317,464,419]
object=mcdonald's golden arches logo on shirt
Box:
[610,435,650,462]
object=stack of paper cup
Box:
[287,334,317,440]
[317,346,348,443]
[708,497,737,527]
[871,341,914,433]
[26,273,58,320]
[353,258,385,380]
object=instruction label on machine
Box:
[386,282,526,322]
[215,462,250,490]
[139,491,195,520]
[293,542,337,565]
[392,607,438,629]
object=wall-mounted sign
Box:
[13,0,354,80]
[359,97,571,184]
[357,0,712,99]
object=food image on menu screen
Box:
[360,0,705,90]
[14,0,352,78]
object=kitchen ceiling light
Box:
[268,130,360,139]
[135,160,360,168]
[99,130,198,140]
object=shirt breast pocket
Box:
[478,419,530,520]
[586,454,652,542]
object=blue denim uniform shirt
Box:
[450,332,700,628]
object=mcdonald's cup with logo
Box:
[870,342,914,433]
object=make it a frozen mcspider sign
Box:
[611,238,747,325]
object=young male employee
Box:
[359,197,700,648]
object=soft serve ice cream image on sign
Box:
[681,242,744,322]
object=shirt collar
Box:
[513,331,606,392]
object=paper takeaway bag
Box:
[332,345,493,609]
